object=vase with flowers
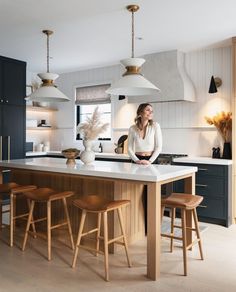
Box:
[77,107,109,164]
[205,111,232,159]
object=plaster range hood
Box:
[127,50,196,103]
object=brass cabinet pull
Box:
[198,205,207,208]
[198,168,208,171]
[0,136,2,160]
[196,183,208,187]
[7,136,10,160]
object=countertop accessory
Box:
[212,147,220,158]
[62,148,80,165]
[25,30,70,103]
[114,135,128,154]
[106,5,160,96]
[205,112,232,159]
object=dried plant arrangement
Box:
[205,111,232,142]
[76,107,109,140]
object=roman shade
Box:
[75,84,111,105]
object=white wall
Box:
[30,46,232,156]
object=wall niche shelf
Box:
[26,127,56,131]
[26,106,58,113]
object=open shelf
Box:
[26,106,58,112]
[26,127,56,130]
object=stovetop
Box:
[159,153,188,158]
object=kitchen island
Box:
[0,157,197,281]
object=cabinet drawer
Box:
[196,176,225,198]
[173,162,225,177]
[197,197,226,219]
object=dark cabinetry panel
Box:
[173,162,231,227]
[0,55,26,160]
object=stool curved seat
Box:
[162,193,203,209]
[24,188,74,202]
[73,195,130,213]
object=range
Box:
[157,153,188,165]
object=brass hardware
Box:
[198,168,208,171]
[0,136,2,160]
[42,30,53,36]
[126,5,140,13]
[214,77,222,88]
[41,79,56,86]
[196,184,208,188]
[7,136,10,160]
[123,66,142,76]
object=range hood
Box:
[127,50,196,103]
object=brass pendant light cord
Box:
[42,30,53,73]
[46,32,50,73]
[127,5,139,58]
[131,10,134,58]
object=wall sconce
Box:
[208,75,222,94]
[118,95,126,100]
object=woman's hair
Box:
[134,103,154,130]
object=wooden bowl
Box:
[62,148,80,165]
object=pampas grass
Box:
[205,111,232,142]
[77,107,109,140]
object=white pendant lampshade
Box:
[106,58,159,96]
[26,73,70,102]
[26,30,70,103]
[106,5,160,97]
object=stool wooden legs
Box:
[72,210,86,268]
[117,208,132,268]
[161,206,204,276]
[96,213,101,256]
[192,208,204,260]
[62,197,75,251]
[22,201,35,251]
[181,209,187,276]
[72,207,131,281]
[103,211,109,281]
[22,198,74,261]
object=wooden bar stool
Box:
[22,188,75,260]
[72,195,132,282]
[161,193,204,276]
[0,182,37,247]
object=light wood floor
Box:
[0,220,236,292]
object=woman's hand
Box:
[136,160,151,165]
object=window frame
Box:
[76,104,111,141]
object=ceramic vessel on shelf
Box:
[80,140,95,164]
[62,148,80,165]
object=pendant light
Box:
[106,5,160,96]
[26,30,70,102]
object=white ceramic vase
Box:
[80,140,95,164]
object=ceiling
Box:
[0,0,236,73]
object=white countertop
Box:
[0,157,197,182]
[173,156,232,165]
[26,151,131,160]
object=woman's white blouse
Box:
[128,122,162,163]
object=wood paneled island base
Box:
[0,158,197,280]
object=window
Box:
[75,84,111,140]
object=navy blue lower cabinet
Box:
[173,162,232,227]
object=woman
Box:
[128,103,162,234]
[128,103,162,164]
